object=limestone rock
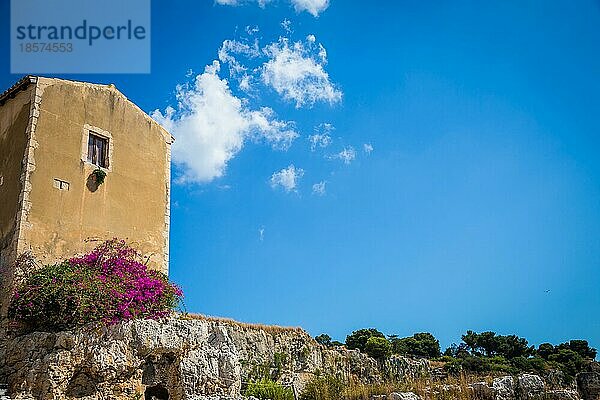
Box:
[0,317,428,400]
[577,371,600,400]
[544,389,581,400]
[517,374,545,400]
[438,383,462,397]
[389,392,421,400]
[469,381,495,400]
[493,376,516,400]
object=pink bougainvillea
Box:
[9,239,183,331]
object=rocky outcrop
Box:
[0,316,597,400]
[544,390,582,400]
[0,317,428,400]
[471,381,497,399]
[388,392,420,400]
[493,375,516,400]
[464,374,582,400]
[517,374,545,399]
[577,371,600,400]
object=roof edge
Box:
[0,75,175,144]
[0,75,37,106]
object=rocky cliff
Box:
[0,316,427,399]
[0,316,598,400]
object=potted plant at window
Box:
[92,168,107,186]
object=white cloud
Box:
[308,133,332,151]
[218,39,260,78]
[245,25,260,35]
[215,0,272,6]
[317,43,327,63]
[215,0,328,16]
[259,227,265,241]
[270,164,304,192]
[281,19,293,33]
[152,61,298,183]
[217,33,340,108]
[312,181,326,195]
[218,39,262,92]
[239,74,253,92]
[330,146,356,164]
[219,39,260,62]
[308,123,334,151]
[363,143,373,155]
[248,107,299,150]
[291,0,329,17]
[261,37,342,108]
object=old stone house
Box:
[0,76,173,315]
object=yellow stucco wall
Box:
[0,88,31,264]
[18,77,171,274]
[0,86,33,314]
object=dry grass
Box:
[338,373,495,400]
[427,360,446,369]
[342,381,405,400]
[177,312,306,334]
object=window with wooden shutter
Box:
[87,133,108,168]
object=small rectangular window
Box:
[53,178,70,191]
[87,133,108,168]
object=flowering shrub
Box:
[8,239,183,331]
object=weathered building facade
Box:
[0,76,173,314]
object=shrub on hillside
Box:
[510,356,546,373]
[245,378,294,400]
[441,330,596,382]
[315,333,332,347]
[390,332,441,358]
[345,328,385,353]
[556,340,597,360]
[443,343,470,358]
[562,340,597,359]
[365,336,392,359]
[548,349,585,382]
[462,330,534,359]
[8,239,183,331]
[535,340,595,381]
[536,343,555,359]
[299,373,344,400]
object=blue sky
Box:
[1,0,600,351]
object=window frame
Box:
[87,133,109,168]
[81,124,112,172]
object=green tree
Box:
[460,331,533,359]
[548,349,585,382]
[557,340,597,359]
[345,328,385,353]
[462,330,482,355]
[390,332,441,358]
[365,336,392,359]
[315,334,332,347]
[498,335,534,359]
[444,343,469,358]
[536,343,555,359]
